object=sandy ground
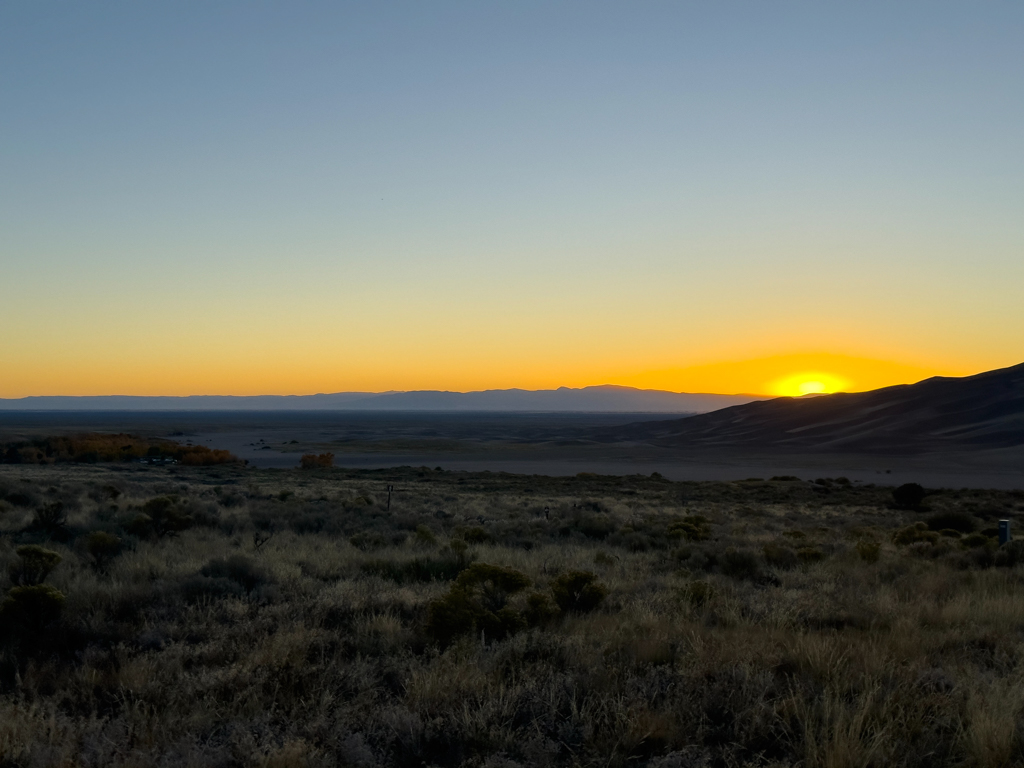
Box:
[187,428,1024,490]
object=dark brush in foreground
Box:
[2,464,1024,767]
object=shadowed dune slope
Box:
[601,362,1024,452]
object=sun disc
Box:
[769,371,850,398]
[797,380,826,396]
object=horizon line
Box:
[0,384,772,400]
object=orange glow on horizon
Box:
[0,349,982,399]
[608,353,969,397]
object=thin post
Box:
[1000,519,1012,545]
[386,485,394,511]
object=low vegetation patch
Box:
[0,433,239,466]
[0,462,1023,766]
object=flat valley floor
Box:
[2,410,1022,489]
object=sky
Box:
[2,2,1022,398]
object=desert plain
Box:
[2,406,1024,767]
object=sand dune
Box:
[605,362,1024,452]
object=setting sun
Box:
[797,380,826,395]
[770,372,850,398]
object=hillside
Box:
[604,362,1024,452]
[0,386,762,414]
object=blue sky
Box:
[2,2,1022,395]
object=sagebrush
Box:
[1,464,1023,767]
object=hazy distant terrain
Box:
[2,364,1022,488]
[0,386,763,413]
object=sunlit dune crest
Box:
[770,372,850,398]
[797,381,825,395]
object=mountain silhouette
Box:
[0,386,762,414]
[605,362,1024,452]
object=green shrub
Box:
[85,531,122,570]
[893,522,939,546]
[672,545,693,562]
[0,488,37,507]
[458,563,531,608]
[893,483,927,510]
[426,563,532,645]
[574,514,616,540]
[457,526,492,544]
[962,532,991,548]
[124,513,154,538]
[179,574,245,603]
[0,584,65,634]
[612,529,653,552]
[413,524,438,546]
[349,531,389,551]
[426,589,478,645]
[594,551,617,567]
[523,591,558,627]
[668,515,711,542]
[8,545,62,586]
[966,546,996,569]
[550,570,607,613]
[994,541,1024,568]
[762,542,799,570]
[201,555,273,593]
[797,547,825,564]
[682,580,714,608]
[926,511,977,534]
[720,548,760,580]
[33,501,67,536]
[683,547,718,573]
[362,554,470,584]
[216,488,247,508]
[856,539,881,563]
[133,497,193,538]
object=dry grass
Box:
[1,464,1023,767]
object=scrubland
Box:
[2,463,1024,768]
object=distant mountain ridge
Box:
[0,386,764,414]
[605,362,1024,451]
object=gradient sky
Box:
[2,2,1022,398]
